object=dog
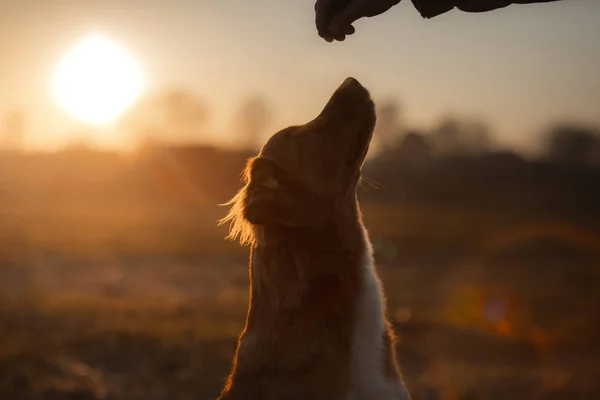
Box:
[218,77,411,400]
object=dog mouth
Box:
[320,77,375,168]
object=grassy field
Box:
[1,246,598,399]
[1,148,599,399]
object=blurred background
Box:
[1,1,599,399]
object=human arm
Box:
[315,0,562,42]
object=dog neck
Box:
[248,220,366,312]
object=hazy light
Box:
[52,34,144,125]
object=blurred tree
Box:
[430,117,462,154]
[234,96,270,150]
[395,130,432,162]
[119,93,158,144]
[374,100,402,151]
[467,120,494,153]
[162,90,208,141]
[160,90,209,144]
[543,123,600,165]
[121,89,209,146]
[1,110,27,150]
[430,117,493,155]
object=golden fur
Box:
[217,77,410,400]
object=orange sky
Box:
[1,0,599,152]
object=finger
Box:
[317,0,353,41]
[326,21,354,42]
[315,0,335,39]
[327,0,364,39]
[334,33,346,41]
[331,25,354,42]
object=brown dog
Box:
[218,77,410,400]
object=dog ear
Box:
[219,157,288,245]
[243,158,288,225]
[246,157,337,229]
[219,158,259,246]
[220,156,335,244]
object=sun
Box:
[52,34,144,125]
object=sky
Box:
[0,0,599,152]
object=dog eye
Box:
[260,176,279,189]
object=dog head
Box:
[221,77,375,245]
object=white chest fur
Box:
[346,240,410,400]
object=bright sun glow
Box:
[53,34,144,125]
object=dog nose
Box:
[340,77,361,89]
[334,77,371,103]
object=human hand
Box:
[315,0,402,42]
